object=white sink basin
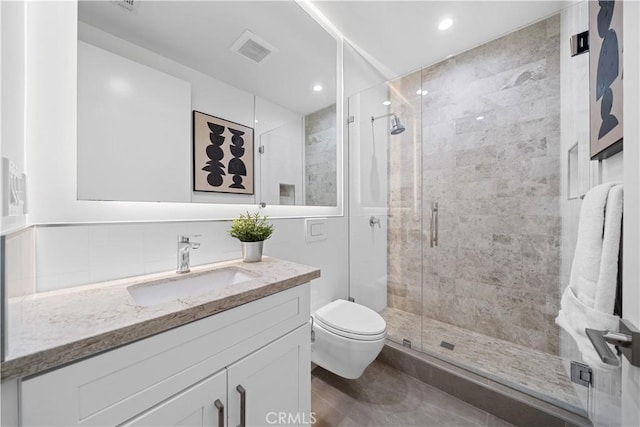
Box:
[127,267,256,307]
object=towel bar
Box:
[586,319,640,367]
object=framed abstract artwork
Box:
[589,0,623,160]
[193,111,254,194]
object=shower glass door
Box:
[415,5,618,422]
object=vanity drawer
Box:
[21,284,310,426]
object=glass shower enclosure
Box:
[347,4,621,424]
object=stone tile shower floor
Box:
[381,307,586,414]
[311,360,513,427]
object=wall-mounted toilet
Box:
[311,299,387,379]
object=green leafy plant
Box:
[229,211,274,242]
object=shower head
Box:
[390,115,406,135]
[371,113,406,136]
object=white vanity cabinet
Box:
[227,326,311,427]
[20,284,311,427]
[125,369,227,427]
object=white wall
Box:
[559,2,624,424]
[77,41,192,203]
[344,42,389,312]
[1,1,27,234]
[5,227,35,298]
[622,0,640,425]
[343,41,387,100]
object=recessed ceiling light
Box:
[416,89,429,96]
[476,116,484,121]
[109,77,132,94]
[438,18,453,31]
[383,100,391,106]
[313,84,323,92]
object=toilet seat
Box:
[314,299,386,341]
[314,319,387,341]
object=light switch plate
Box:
[305,218,327,242]
[2,157,25,217]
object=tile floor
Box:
[311,360,513,427]
[381,307,586,413]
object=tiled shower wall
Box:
[388,16,561,354]
[305,104,337,206]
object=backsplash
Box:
[28,217,347,313]
[35,222,239,292]
[4,227,36,298]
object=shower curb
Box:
[377,341,593,427]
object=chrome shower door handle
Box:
[586,319,640,367]
[585,328,621,366]
[430,202,439,248]
[214,399,224,427]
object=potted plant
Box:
[229,211,274,262]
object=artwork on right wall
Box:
[589,0,624,160]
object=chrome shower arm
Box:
[371,112,398,122]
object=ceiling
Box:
[313,0,574,79]
[79,1,574,115]
[78,1,337,116]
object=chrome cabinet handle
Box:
[236,385,246,427]
[214,399,224,427]
[430,202,438,248]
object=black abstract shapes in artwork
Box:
[599,88,619,138]
[595,0,620,140]
[228,128,247,189]
[202,122,226,187]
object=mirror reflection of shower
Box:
[371,112,406,135]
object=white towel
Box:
[594,184,623,314]
[556,182,623,369]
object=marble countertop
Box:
[1,257,320,381]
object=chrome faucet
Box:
[177,235,200,274]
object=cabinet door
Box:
[124,369,227,427]
[227,325,311,427]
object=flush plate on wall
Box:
[305,218,327,242]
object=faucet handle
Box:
[178,234,201,243]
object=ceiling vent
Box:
[230,30,278,65]
[112,0,137,12]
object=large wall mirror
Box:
[77,1,337,207]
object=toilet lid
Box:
[315,299,386,336]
